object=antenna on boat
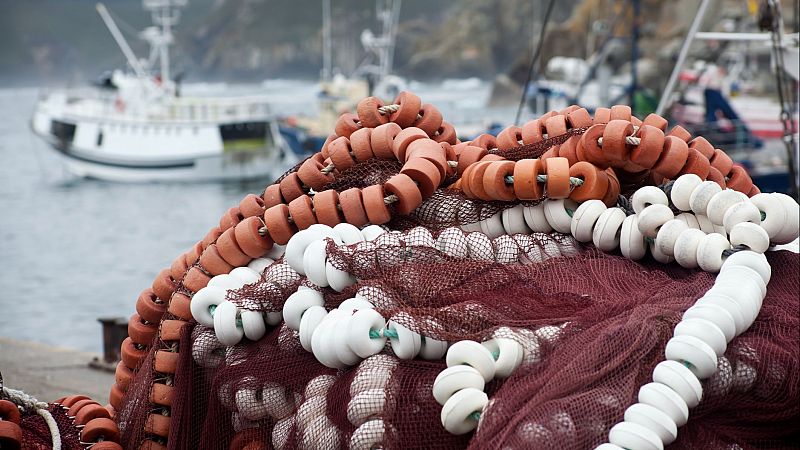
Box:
[142,0,187,89]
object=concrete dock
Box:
[0,337,114,403]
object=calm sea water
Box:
[0,80,499,352]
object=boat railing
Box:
[40,87,275,125]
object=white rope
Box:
[2,387,48,410]
[377,104,401,115]
[596,136,641,147]
[38,408,62,450]
[2,387,61,450]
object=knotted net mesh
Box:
[115,243,798,449]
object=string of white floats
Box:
[434,174,798,439]
[593,250,771,450]
[191,213,583,351]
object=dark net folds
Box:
[115,242,798,449]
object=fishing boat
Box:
[30,0,296,183]
[279,0,406,153]
[509,0,799,196]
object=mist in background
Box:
[0,0,587,87]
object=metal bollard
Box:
[94,317,129,369]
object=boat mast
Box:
[143,0,186,87]
[96,3,151,82]
[375,0,401,80]
[655,0,712,115]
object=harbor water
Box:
[0,80,498,352]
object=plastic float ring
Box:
[346,388,387,427]
[623,403,678,445]
[419,335,449,360]
[282,289,324,331]
[349,419,393,450]
[190,286,227,327]
[440,388,488,435]
[446,341,496,382]
[433,365,486,405]
[386,320,422,359]
[347,308,387,358]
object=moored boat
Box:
[30,0,296,183]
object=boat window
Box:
[97,131,103,147]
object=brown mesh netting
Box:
[19,405,83,450]
[107,106,798,449]
[114,240,798,449]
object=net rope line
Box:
[266,125,603,236]
[2,386,61,450]
[317,133,640,176]
[339,103,423,124]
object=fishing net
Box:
[39,90,794,449]
[18,405,84,450]
[113,242,799,450]
[0,379,84,450]
[108,147,799,449]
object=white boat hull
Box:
[53,149,290,183]
[31,98,297,183]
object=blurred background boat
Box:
[278,0,407,154]
[499,0,799,197]
[30,0,297,182]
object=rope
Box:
[377,104,400,115]
[658,180,683,214]
[2,387,61,450]
[596,135,641,147]
[504,175,585,186]
[660,180,675,201]
[257,193,400,236]
[722,244,750,257]
[617,194,636,216]
[2,387,49,413]
[514,0,557,125]
[369,329,399,339]
[38,408,62,450]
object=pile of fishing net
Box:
[9,91,798,450]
